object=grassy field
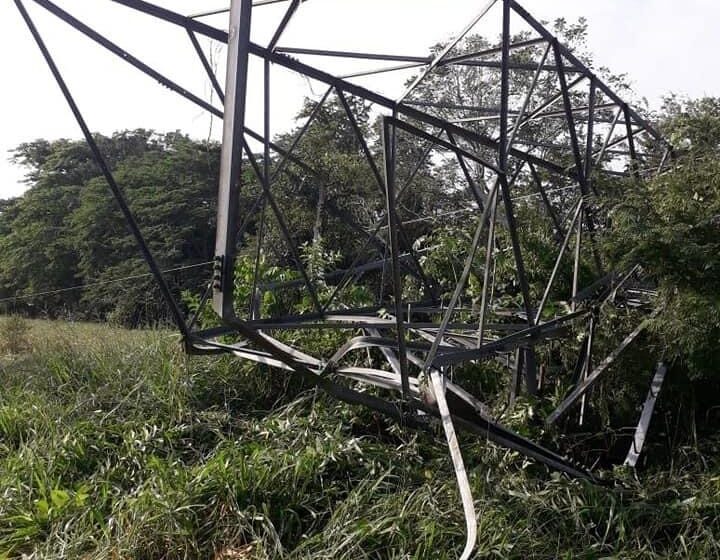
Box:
[1,318,719,559]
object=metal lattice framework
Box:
[16,0,673,554]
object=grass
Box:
[1,319,720,558]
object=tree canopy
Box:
[0,131,220,325]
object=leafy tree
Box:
[603,97,720,382]
[0,131,221,325]
[0,140,86,313]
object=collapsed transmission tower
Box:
[16,0,672,556]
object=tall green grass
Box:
[1,319,719,558]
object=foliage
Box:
[0,131,221,326]
[601,97,720,382]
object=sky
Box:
[1,0,719,200]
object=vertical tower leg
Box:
[213,0,253,319]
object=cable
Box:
[0,261,214,304]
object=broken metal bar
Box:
[203,319,594,480]
[423,400,595,480]
[546,311,659,424]
[195,322,593,480]
[624,362,668,467]
[429,368,478,560]
[434,310,589,368]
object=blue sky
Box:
[1,0,718,199]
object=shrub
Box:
[0,315,31,354]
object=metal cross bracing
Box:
[16,0,673,555]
